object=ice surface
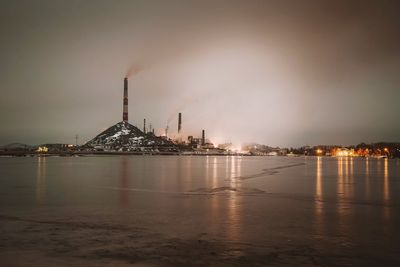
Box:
[1,156,399,266]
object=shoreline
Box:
[0,151,252,157]
[0,151,396,159]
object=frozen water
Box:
[0,156,399,266]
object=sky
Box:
[0,0,399,147]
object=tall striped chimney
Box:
[178,112,182,133]
[123,77,128,122]
[202,129,205,146]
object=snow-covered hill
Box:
[85,121,175,151]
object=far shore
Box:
[0,151,253,157]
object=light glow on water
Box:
[365,157,370,198]
[314,156,324,237]
[36,156,46,205]
[227,156,241,243]
[383,158,390,220]
[2,156,399,266]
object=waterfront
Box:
[0,156,399,266]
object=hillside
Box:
[85,121,175,152]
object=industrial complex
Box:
[79,77,225,154]
[1,77,399,158]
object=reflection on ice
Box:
[316,156,323,200]
[336,157,352,243]
[227,156,241,243]
[314,156,324,236]
[212,157,218,188]
[383,158,390,203]
[36,156,46,205]
[2,155,400,266]
[383,158,390,220]
[365,157,370,198]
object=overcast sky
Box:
[1,0,399,147]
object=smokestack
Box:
[178,113,182,133]
[123,78,128,122]
[143,119,146,133]
[202,129,205,146]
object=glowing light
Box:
[36,146,48,152]
[334,148,357,157]
[336,149,349,157]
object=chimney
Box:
[123,78,128,122]
[143,118,146,133]
[178,112,182,133]
[202,130,205,146]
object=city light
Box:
[36,146,48,152]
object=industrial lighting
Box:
[336,149,349,157]
[37,146,48,152]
